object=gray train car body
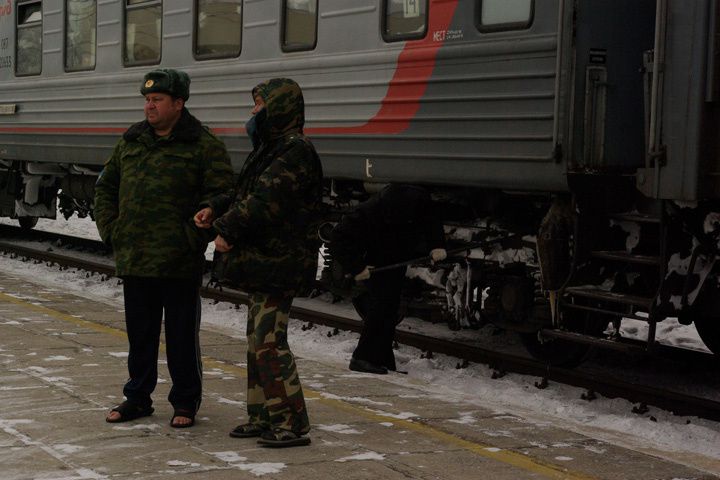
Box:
[2,0,720,359]
[1,0,713,199]
[0,0,566,194]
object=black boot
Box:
[349,357,388,374]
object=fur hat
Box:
[140,69,190,101]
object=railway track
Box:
[1,224,719,422]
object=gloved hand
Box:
[354,266,372,281]
[430,248,447,264]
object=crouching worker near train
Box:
[194,78,323,447]
[94,69,234,428]
[330,185,446,374]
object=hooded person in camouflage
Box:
[94,69,234,428]
[194,78,323,447]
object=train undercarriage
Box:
[534,176,720,362]
[321,178,720,365]
[0,160,98,228]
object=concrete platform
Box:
[0,272,717,480]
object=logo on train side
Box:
[0,0,11,17]
[433,29,464,42]
[365,158,373,178]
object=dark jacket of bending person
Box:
[330,184,446,374]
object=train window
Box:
[477,0,534,32]
[16,1,42,76]
[65,0,97,71]
[383,0,428,42]
[124,0,161,65]
[195,0,242,59]
[281,0,317,52]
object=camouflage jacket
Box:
[94,108,234,279]
[213,78,324,294]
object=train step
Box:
[590,250,661,266]
[563,286,654,310]
[559,301,652,321]
[607,212,661,224]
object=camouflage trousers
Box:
[246,291,310,434]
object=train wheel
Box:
[519,311,611,367]
[18,216,38,230]
[692,283,720,355]
[695,315,720,354]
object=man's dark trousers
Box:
[121,276,203,412]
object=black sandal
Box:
[257,427,311,448]
[106,401,154,423]
[229,423,265,438]
[170,408,196,428]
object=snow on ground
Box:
[0,213,719,466]
[1,214,101,241]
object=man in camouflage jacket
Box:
[194,78,323,447]
[94,69,233,428]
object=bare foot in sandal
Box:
[106,401,154,423]
[106,411,122,422]
[170,408,196,428]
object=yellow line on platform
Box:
[304,392,597,480]
[0,292,246,377]
[0,291,125,338]
[0,291,596,480]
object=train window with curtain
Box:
[195,0,242,59]
[477,0,534,32]
[16,1,42,76]
[282,0,317,52]
[383,0,428,42]
[124,0,161,65]
[65,0,97,71]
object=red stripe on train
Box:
[309,0,460,135]
[0,127,126,133]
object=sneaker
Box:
[257,427,311,448]
[349,357,388,374]
[229,423,265,438]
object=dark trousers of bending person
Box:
[351,268,405,372]
[121,276,203,413]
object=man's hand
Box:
[194,207,215,228]
[214,235,233,252]
[430,248,447,264]
[354,266,372,282]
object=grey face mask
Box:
[245,108,267,149]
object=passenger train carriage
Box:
[0,0,719,362]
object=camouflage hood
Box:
[252,78,305,141]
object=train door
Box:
[570,0,656,172]
[639,0,720,201]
